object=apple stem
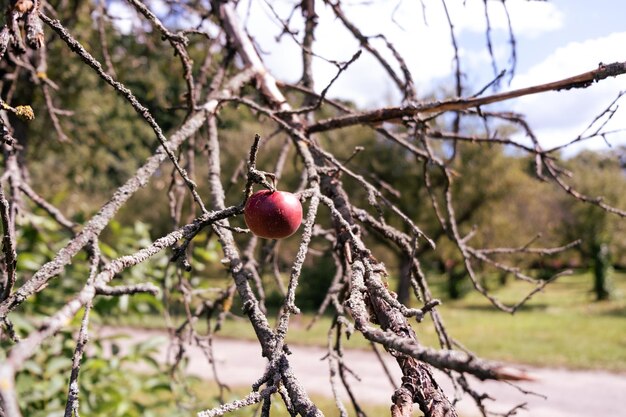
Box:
[244,134,277,202]
[248,134,262,169]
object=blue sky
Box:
[240,0,626,154]
[523,0,624,65]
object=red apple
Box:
[244,190,303,239]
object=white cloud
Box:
[449,0,563,37]
[510,32,626,153]
[513,32,626,85]
[107,1,138,35]
[240,0,565,108]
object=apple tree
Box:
[0,1,625,417]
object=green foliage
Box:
[14,213,84,317]
[349,135,568,298]
[560,149,626,258]
[96,221,168,316]
[22,1,212,220]
[4,212,220,416]
[297,254,336,311]
[13,209,168,317]
[0,320,178,417]
[13,203,221,321]
[558,149,626,298]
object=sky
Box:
[107,0,626,154]
[238,0,626,154]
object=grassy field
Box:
[103,271,626,372]
[421,271,626,371]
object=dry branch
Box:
[307,62,626,133]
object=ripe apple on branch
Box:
[244,189,303,239]
[243,134,303,240]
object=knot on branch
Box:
[391,387,413,417]
[242,299,256,314]
[247,168,276,193]
[171,244,193,271]
[596,62,626,80]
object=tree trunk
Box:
[445,260,466,300]
[498,271,509,287]
[592,242,612,301]
[396,254,412,305]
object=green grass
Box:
[102,271,626,371]
[418,271,626,371]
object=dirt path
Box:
[99,327,625,417]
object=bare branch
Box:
[307,62,626,134]
[0,184,16,302]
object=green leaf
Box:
[45,356,72,375]
[18,253,45,271]
[22,360,44,375]
[99,242,118,259]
